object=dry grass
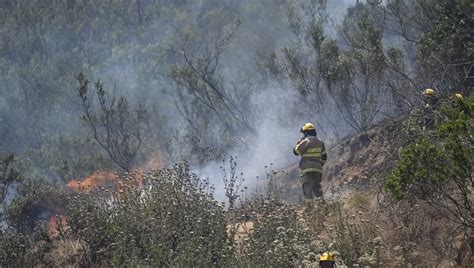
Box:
[227,221,254,254]
[44,238,88,267]
[308,190,472,267]
[227,221,254,242]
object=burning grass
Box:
[66,171,117,192]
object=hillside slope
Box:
[273,114,472,266]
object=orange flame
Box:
[66,150,164,193]
[67,171,117,192]
[48,215,68,237]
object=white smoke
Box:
[196,83,331,202]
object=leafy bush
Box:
[385,95,473,228]
[66,163,228,267]
[0,227,30,266]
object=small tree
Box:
[170,15,256,163]
[171,18,254,135]
[259,1,408,134]
[385,95,473,228]
[75,74,149,172]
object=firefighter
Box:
[451,93,470,116]
[319,251,336,268]
[293,123,327,203]
[422,88,438,107]
[421,88,439,129]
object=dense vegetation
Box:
[386,95,473,229]
[0,0,472,266]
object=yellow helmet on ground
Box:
[320,251,335,261]
[422,88,436,97]
[300,123,316,132]
[454,93,464,101]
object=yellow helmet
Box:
[422,88,436,97]
[300,123,316,132]
[454,93,464,101]
[320,251,335,261]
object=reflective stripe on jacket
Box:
[294,136,327,174]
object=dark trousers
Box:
[320,260,336,268]
[300,172,322,200]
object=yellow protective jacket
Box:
[294,136,327,174]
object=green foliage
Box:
[418,0,472,90]
[0,227,31,267]
[385,95,474,227]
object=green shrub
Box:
[0,227,30,266]
[67,163,228,267]
[385,95,473,228]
